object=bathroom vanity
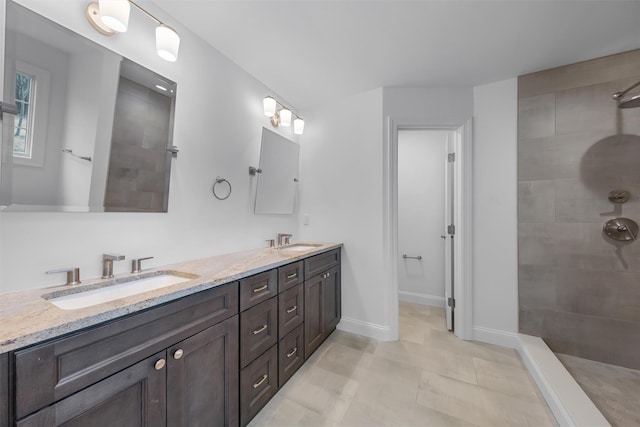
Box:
[0,243,341,427]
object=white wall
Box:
[383,86,474,126]
[0,0,300,293]
[397,129,447,307]
[297,88,387,337]
[472,78,519,341]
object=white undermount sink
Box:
[45,272,197,310]
[279,243,323,252]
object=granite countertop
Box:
[0,242,342,353]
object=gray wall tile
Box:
[519,180,555,223]
[518,48,640,368]
[518,49,640,98]
[518,94,556,139]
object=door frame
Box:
[384,117,473,341]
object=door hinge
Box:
[448,297,456,308]
[447,224,455,235]
[448,153,456,163]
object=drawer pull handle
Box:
[173,349,184,360]
[253,374,268,389]
[253,284,268,293]
[286,305,297,314]
[154,359,166,371]
[286,272,298,279]
[253,324,268,335]
[286,347,298,358]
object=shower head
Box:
[613,80,640,109]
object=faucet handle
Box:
[284,236,292,245]
[46,267,81,286]
[131,257,154,274]
[265,239,275,248]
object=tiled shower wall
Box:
[518,49,640,370]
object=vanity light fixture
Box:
[262,96,305,135]
[86,0,181,62]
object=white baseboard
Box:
[398,291,445,308]
[517,334,610,427]
[472,326,519,349]
[337,317,393,341]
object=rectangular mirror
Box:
[254,127,299,215]
[1,0,177,212]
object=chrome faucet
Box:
[102,253,125,279]
[46,267,81,286]
[277,233,293,246]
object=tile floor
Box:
[557,353,640,427]
[249,302,557,427]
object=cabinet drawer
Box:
[279,284,304,338]
[279,324,304,387]
[240,345,278,427]
[304,249,340,279]
[278,261,303,292]
[240,297,278,368]
[239,270,277,312]
[13,282,238,419]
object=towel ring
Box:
[212,177,232,200]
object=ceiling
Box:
[155,1,640,110]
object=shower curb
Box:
[518,334,610,427]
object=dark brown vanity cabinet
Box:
[3,247,341,427]
[10,282,240,427]
[0,353,8,427]
[304,249,341,360]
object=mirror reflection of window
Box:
[13,71,34,158]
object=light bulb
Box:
[156,25,180,62]
[280,108,292,127]
[263,97,276,117]
[294,118,305,135]
[98,0,130,32]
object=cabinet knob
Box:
[173,349,184,360]
[286,272,298,279]
[286,305,298,314]
[154,359,166,371]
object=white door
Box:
[443,133,455,331]
[397,130,448,310]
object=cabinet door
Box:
[323,266,341,333]
[304,275,324,359]
[167,315,239,427]
[16,352,167,427]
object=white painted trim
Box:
[459,119,474,340]
[384,118,473,342]
[472,326,519,349]
[517,334,610,427]
[337,317,392,341]
[398,291,445,308]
